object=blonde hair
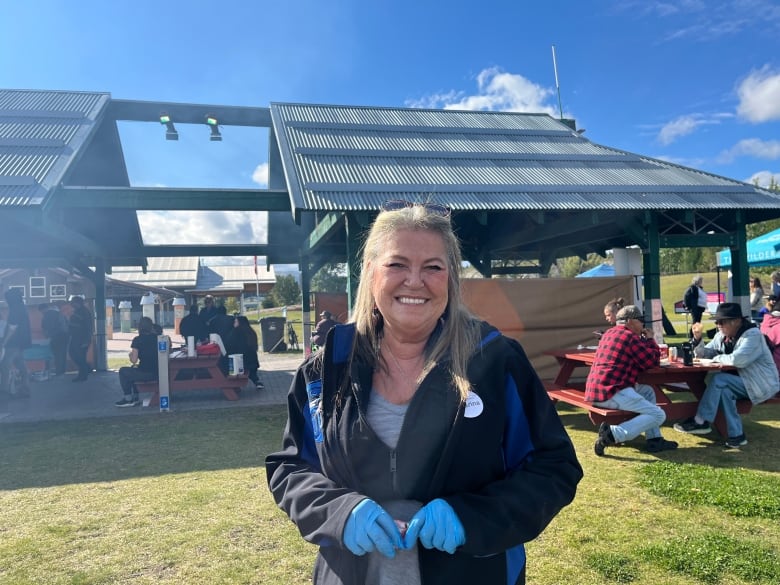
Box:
[348,204,480,401]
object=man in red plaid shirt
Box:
[585,305,678,456]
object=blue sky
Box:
[2,0,779,263]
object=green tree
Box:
[271,274,301,306]
[223,296,240,315]
[311,263,347,293]
[555,253,606,278]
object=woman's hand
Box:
[343,499,403,558]
[403,499,465,554]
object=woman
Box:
[749,277,764,320]
[266,202,582,585]
[115,316,158,407]
[593,297,624,339]
[224,315,262,389]
[601,297,625,329]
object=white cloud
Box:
[406,67,558,115]
[252,162,269,186]
[137,210,268,246]
[656,113,728,145]
[737,66,780,123]
[745,170,780,188]
[657,115,701,145]
[718,138,780,163]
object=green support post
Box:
[729,213,750,313]
[642,215,663,339]
[345,213,361,315]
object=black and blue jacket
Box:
[266,320,582,585]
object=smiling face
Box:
[370,228,449,342]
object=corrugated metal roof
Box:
[270,102,780,213]
[109,258,275,291]
[110,257,200,287]
[192,264,276,292]
[0,89,109,207]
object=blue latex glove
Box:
[343,498,403,558]
[403,499,465,554]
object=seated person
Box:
[222,315,263,389]
[674,303,779,448]
[115,317,159,407]
[595,297,625,338]
[760,300,780,375]
[585,305,678,455]
[758,295,777,321]
[311,310,338,348]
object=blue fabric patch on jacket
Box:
[305,380,324,444]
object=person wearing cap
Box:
[674,302,779,448]
[311,310,338,348]
[585,304,678,456]
[1,288,32,397]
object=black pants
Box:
[49,332,68,375]
[118,366,158,398]
[69,341,91,379]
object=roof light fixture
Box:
[206,114,222,141]
[159,112,178,141]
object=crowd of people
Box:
[1,291,95,399]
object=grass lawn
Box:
[2,402,780,584]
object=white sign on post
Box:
[157,335,170,412]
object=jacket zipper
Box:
[390,449,398,494]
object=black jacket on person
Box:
[266,321,582,585]
[209,313,234,341]
[223,327,260,375]
[179,312,208,342]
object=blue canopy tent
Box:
[717,227,780,268]
[576,263,615,277]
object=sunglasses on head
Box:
[381,199,451,218]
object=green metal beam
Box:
[143,244,292,258]
[53,187,291,211]
[107,100,272,127]
[303,212,345,253]
[659,234,735,248]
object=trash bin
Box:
[260,316,287,352]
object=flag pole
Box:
[551,45,564,120]
[254,255,260,322]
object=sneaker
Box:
[645,437,679,453]
[673,417,712,435]
[725,434,748,448]
[256,381,265,390]
[594,422,615,457]
[115,397,139,408]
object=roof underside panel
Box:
[270,102,780,214]
[0,89,109,207]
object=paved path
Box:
[0,330,304,424]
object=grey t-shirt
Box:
[364,390,422,585]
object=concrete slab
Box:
[1,331,305,423]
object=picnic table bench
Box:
[135,354,249,406]
[543,348,780,437]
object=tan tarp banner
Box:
[462,277,635,381]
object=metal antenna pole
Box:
[551,45,564,120]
